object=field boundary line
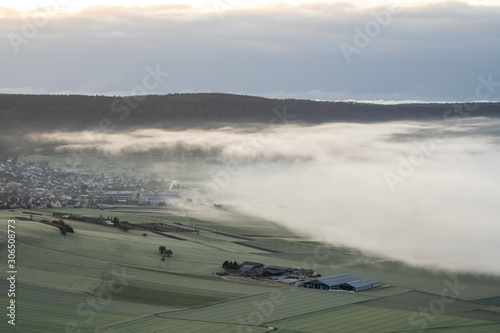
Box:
[149,315,277,332]
[93,313,157,332]
[154,288,291,317]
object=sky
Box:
[0,0,499,101]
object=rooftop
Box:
[313,274,359,287]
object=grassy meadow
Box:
[1,203,500,332]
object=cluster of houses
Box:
[0,158,181,209]
[224,261,319,278]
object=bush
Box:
[51,219,74,234]
[53,219,65,226]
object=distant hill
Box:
[1,93,499,133]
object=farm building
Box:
[303,274,381,292]
[294,268,318,277]
[303,274,359,290]
[238,262,265,269]
[262,268,286,277]
[229,261,318,279]
[266,265,296,273]
[239,264,255,272]
[340,279,382,292]
[262,265,295,277]
[239,265,263,276]
[366,278,382,288]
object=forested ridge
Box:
[1,93,499,133]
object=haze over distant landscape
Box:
[1,94,500,275]
[1,0,499,274]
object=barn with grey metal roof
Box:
[303,274,382,292]
[342,280,371,292]
[341,278,382,292]
[303,273,359,290]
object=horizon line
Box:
[0,91,498,106]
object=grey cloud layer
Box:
[1,2,499,101]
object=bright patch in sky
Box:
[0,0,498,13]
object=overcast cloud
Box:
[1,1,499,102]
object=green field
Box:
[158,288,379,324]
[268,304,498,333]
[1,205,499,332]
[0,280,175,333]
[96,317,272,333]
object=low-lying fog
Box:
[32,117,500,275]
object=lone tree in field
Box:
[53,219,74,234]
[158,246,173,260]
[53,219,65,226]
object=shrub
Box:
[53,219,66,226]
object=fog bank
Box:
[30,118,500,275]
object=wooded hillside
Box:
[1,93,498,133]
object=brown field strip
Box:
[233,241,282,253]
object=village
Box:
[0,157,182,209]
